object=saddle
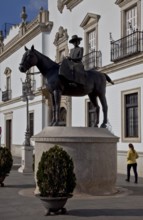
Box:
[59,58,87,86]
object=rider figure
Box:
[68,35,83,63]
[59,35,86,86]
[67,35,85,85]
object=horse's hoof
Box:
[48,121,55,126]
[53,122,60,126]
[93,124,98,127]
[100,124,107,128]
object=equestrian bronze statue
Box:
[19,45,114,128]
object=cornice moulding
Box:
[113,72,143,85]
[115,0,124,5]
[115,0,133,7]
[80,13,101,29]
[57,0,83,13]
[0,90,42,108]
[99,53,143,74]
[0,19,53,62]
[66,0,83,10]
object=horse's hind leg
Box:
[98,94,108,128]
[88,93,100,127]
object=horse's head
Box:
[19,45,38,73]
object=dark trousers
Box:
[127,163,138,182]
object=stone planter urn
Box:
[36,145,76,215]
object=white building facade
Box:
[0,7,53,156]
[0,0,143,176]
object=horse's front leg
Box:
[53,90,62,126]
[88,94,99,127]
[49,92,56,126]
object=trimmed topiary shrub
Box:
[0,147,13,183]
[36,145,76,197]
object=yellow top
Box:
[127,149,139,164]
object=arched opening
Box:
[59,107,67,126]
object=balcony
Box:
[110,31,143,62]
[82,50,102,70]
[2,90,12,102]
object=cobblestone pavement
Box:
[0,166,143,220]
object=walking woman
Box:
[126,143,139,183]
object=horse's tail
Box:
[104,73,114,85]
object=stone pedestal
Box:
[18,145,33,174]
[33,127,119,195]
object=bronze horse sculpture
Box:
[19,45,114,128]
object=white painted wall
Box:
[0,28,50,149]
[47,0,143,155]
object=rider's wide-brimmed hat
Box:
[69,35,82,44]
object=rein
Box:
[25,49,59,76]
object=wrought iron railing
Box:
[82,50,102,70]
[110,30,143,62]
[2,90,12,102]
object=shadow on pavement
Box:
[69,209,143,217]
[3,184,35,189]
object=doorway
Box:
[6,119,12,150]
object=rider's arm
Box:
[76,47,83,61]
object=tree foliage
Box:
[0,147,13,176]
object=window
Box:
[29,112,34,138]
[126,6,137,35]
[83,29,99,70]
[80,13,100,54]
[115,0,141,37]
[125,6,138,54]
[6,76,11,91]
[6,75,12,99]
[2,67,12,101]
[85,100,96,127]
[88,30,96,52]
[121,88,141,142]
[125,93,138,137]
[4,112,13,150]
[80,13,102,69]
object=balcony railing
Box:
[2,90,12,102]
[110,30,143,62]
[82,50,102,70]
